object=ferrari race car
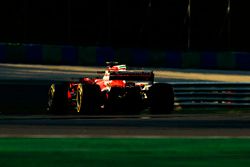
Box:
[47,62,174,114]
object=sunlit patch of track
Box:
[2,63,250,82]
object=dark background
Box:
[0,0,249,51]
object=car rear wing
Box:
[109,70,154,82]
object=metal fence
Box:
[171,82,250,109]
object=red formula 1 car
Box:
[47,62,174,114]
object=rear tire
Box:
[80,84,101,114]
[149,83,174,114]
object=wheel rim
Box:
[47,86,55,110]
[76,90,82,112]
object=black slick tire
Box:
[47,83,69,115]
[80,84,101,114]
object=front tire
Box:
[47,83,68,114]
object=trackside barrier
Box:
[171,82,250,109]
[1,43,250,70]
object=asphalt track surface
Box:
[1,63,250,137]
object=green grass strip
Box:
[1,138,250,167]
